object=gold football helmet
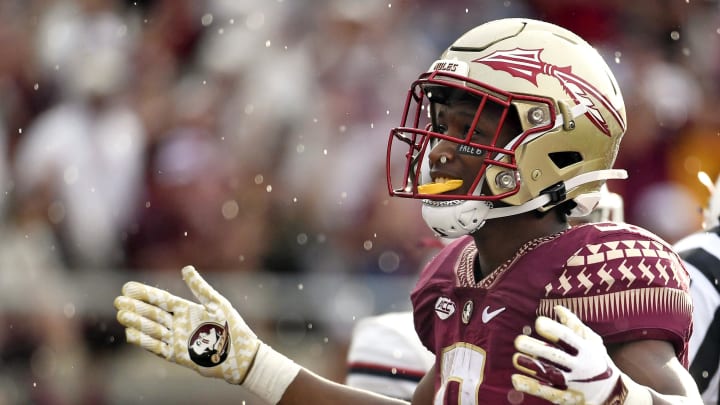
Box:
[386,18,628,237]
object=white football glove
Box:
[511,305,651,405]
[114,266,300,403]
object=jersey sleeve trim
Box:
[537,287,692,323]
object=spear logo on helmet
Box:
[472,48,625,136]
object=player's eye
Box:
[432,124,448,134]
[466,126,486,140]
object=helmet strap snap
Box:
[541,182,567,205]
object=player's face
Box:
[191,328,218,355]
[427,97,519,196]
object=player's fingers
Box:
[182,265,228,309]
[117,309,172,344]
[121,281,181,312]
[515,334,574,370]
[535,316,587,356]
[512,353,567,387]
[125,327,173,360]
[511,374,582,405]
[553,305,600,343]
[114,296,173,329]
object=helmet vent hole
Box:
[548,151,583,169]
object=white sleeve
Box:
[345,311,435,400]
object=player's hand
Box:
[114,265,260,384]
[510,305,630,405]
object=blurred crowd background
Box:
[1,0,719,403]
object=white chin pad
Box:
[421,200,491,238]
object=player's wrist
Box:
[615,373,652,405]
[241,342,302,404]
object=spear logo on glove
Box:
[188,321,230,367]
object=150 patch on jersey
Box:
[188,321,230,367]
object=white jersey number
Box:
[435,343,487,405]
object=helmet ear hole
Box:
[548,151,582,169]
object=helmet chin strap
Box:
[421,168,627,238]
[484,169,628,219]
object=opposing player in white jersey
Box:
[345,311,434,400]
[674,172,720,405]
[345,239,445,399]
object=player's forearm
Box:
[632,376,705,405]
[614,342,703,405]
[624,382,702,405]
[280,369,409,405]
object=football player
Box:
[114,18,702,404]
[674,172,720,404]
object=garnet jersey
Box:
[412,222,693,404]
